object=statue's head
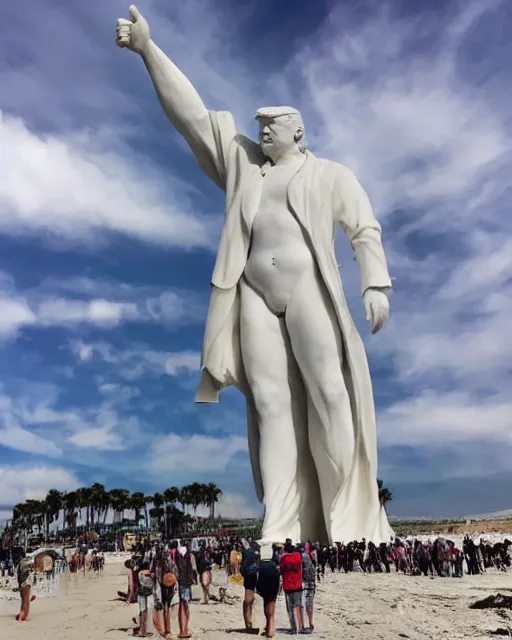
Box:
[255,106,305,163]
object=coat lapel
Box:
[287,152,313,234]
[241,162,265,232]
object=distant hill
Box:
[464,509,512,521]
[389,509,512,523]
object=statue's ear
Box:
[294,128,304,142]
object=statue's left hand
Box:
[363,288,389,334]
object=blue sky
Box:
[1,0,511,522]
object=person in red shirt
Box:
[279,540,304,634]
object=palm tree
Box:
[130,492,146,528]
[44,489,63,542]
[109,488,131,524]
[377,479,393,509]
[143,495,154,534]
[63,491,79,538]
[152,493,164,533]
[76,487,92,530]
[205,483,223,519]
[163,486,180,509]
[179,486,191,515]
[12,502,34,548]
[89,483,107,530]
[27,500,45,537]
[163,486,180,538]
[186,482,205,517]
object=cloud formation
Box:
[0,111,216,250]
[0,465,80,509]
[151,433,248,473]
[0,272,205,339]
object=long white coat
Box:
[188,111,393,543]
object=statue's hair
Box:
[255,106,307,151]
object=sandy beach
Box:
[1,559,512,640]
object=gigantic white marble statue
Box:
[117,5,394,544]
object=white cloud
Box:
[0,384,63,457]
[37,298,138,327]
[0,297,36,338]
[378,390,512,448]
[0,382,137,456]
[0,111,216,250]
[151,434,248,473]
[71,340,201,380]
[0,273,204,339]
[68,425,125,451]
[0,465,80,507]
[195,492,261,519]
[0,426,62,457]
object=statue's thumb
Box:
[129,4,140,22]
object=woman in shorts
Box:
[241,543,259,630]
[256,559,280,638]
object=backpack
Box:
[156,552,177,584]
[241,548,259,577]
[302,551,316,583]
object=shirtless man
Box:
[116,6,393,545]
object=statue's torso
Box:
[243,157,316,314]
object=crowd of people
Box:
[67,545,105,573]
[309,536,512,578]
[8,531,511,633]
[119,533,512,638]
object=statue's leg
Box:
[285,268,355,542]
[240,278,314,543]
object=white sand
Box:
[1,563,511,639]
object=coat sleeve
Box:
[184,110,237,191]
[333,164,392,296]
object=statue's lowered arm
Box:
[334,164,392,334]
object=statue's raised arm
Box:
[116,5,235,189]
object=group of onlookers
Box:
[120,533,512,637]
[67,546,105,573]
[311,536,512,578]
[121,538,212,638]
[120,536,316,638]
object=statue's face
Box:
[258,116,303,161]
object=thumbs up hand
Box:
[116,5,150,54]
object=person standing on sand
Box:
[241,540,260,630]
[175,542,196,639]
[136,568,154,637]
[299,543,316,634]
[229,544,241,576]
[196,540,213,604]
[15,553,36,622]
[256,555,280,638]
[280,541,304,634]
[151,545,179,639]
